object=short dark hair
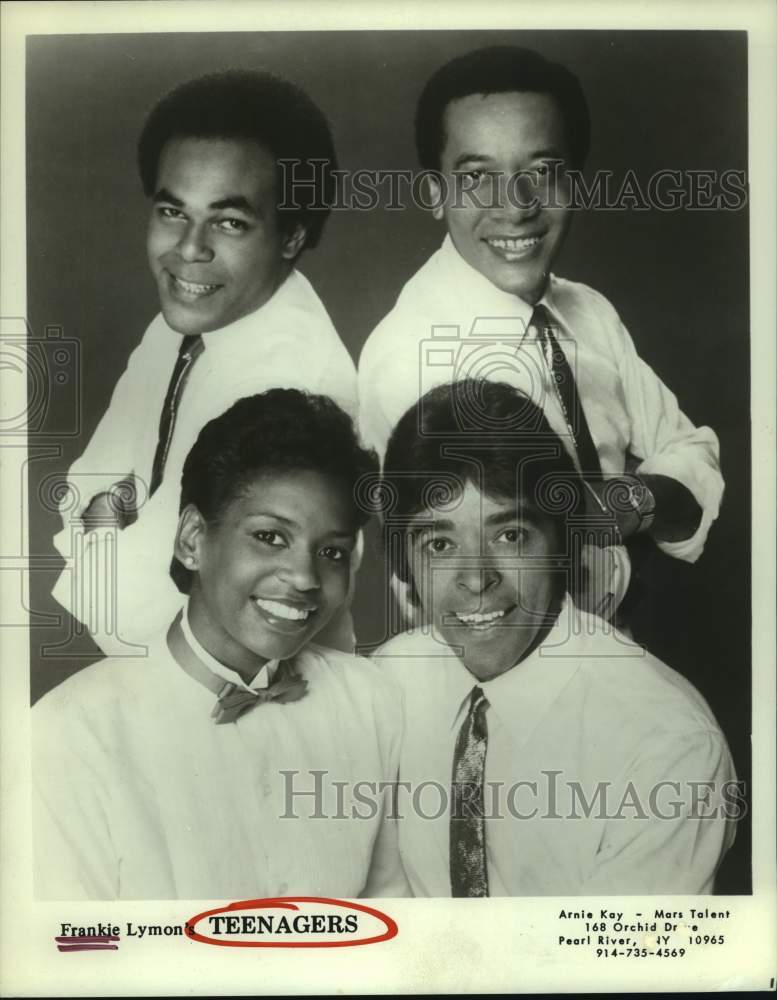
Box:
[415,46,590,172]
[172,389,377,592]
[138,69,338,250]
[382,379,584,593]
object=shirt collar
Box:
[539,280,575,340]
[439,233,560,337]
[182,603,278,691]
[157,268,299,351]
[448,597,585,748]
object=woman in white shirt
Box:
[33,389,407,900]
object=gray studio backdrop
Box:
[25,30,749,890]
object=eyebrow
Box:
[153,188,183,206]
[243,510,355,540]
[411,506,539,532]
[153,188,258,216]
[210,195,258,215]
[245,510,298,527]
[415,517,455,532]
[452,149,563,170]
[484,507,539,528]
[451,153,495,170]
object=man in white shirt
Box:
[374,380,737,896]
[52,70,356,652]
[358,46,723,617]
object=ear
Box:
[405,575,422,608]
[280,222,308,262]
[427,173,446,222]
[398,530,424,608]
[390,572,420,631]
[173,503,207,574]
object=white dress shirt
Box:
[51,269,358,654]
[358,235,723,563]
[33,627,409,900]
[373,599,737,897]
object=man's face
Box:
[147,136,305,335]
[430,90,572,304]
[408,480,560,681]
[182,469,356,680]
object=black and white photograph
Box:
[1,0,775,994]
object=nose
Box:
[176,221,214,264]
[456,562,501,596]
[277,547,321,594]
[497,171,541,222]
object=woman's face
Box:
[180,469,357,677]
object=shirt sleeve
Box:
[616,318,724,562]
[50,499,186,656]
[50,327,160,583]
[357,342,396,460]
[581,729,737,895]
[59,343,150,526]
[361,676,413,898]
[33,697,119,900]
[357,316,427,461]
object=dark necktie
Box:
[166,613,308,724]
[149,334,204,496]
[532,304,602,477]
[534,305,627,616]
[450,686,490,897]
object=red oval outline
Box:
[184,896,398,948]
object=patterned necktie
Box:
[149,334,204,496]
[450,686,490,897]
[166,613,308,724]
[532,304,602,477]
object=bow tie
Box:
[211,666,309,724]
[166,613,308,724]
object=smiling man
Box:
[374,380,736,897]
[146,134,304,337]
[358,46,723,623]
[424,86,571,305]
[51,70,357,652]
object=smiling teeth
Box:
[175,277,219,293]
[488,237,541,250]
[455,608,506,624]
[253,597,315,621]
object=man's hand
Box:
[585,473,702,544]
[81,491,127,531]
